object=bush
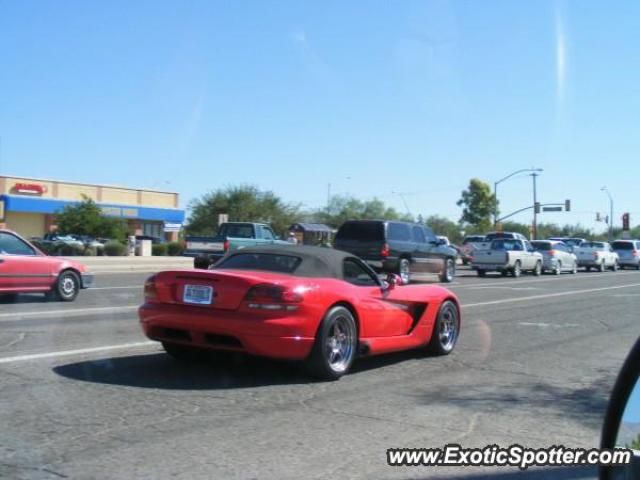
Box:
[104,240,127,256]
[167,241,183,256]
[82,246,98,256]
[55,243,85,256]
[152,244,168,256]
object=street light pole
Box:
[601,187,614,241]
[493,167,543,227]
[531,172,539,239]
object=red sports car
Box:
[139,245,461,380]
[0,229,93,301]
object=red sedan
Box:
[139,245,461,380]
[0,229,93,301]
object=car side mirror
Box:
[383,273,402,291]
[600,336,640,479]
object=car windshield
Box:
[612,241,634,250]
[531,241,552,251]
[220,224,255,239]
[215,253,302,273]
[335,222,384,242]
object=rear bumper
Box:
[470,263,509,271]
[577,259,601,267]
[139,303,315,360]
[618,258,640,267]
[542,258,558,270]
[80,273,93,289]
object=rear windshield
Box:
[336,222,384,242]
[580,242,604,249]
[215,253,301,273]
[219,224,255,238]
[565,239,584,247]
[531,241,552,251]
[491,240,523,251]
[463,236,485,244]
[486,233,515,241]
[612,241,635,250]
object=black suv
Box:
[334,220,457,283]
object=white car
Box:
[574,241,619,272]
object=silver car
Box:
[612,240,640,270]
[531,240,578,275]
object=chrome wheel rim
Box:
[325,316,355,373]
[555,262,561,275]
[61,276,76,296]
[446,260,455,281]
[438,305,458,351]
[399,261,410,284]
[514,263,521,277]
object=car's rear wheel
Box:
[397,258,411,285]
[636,263,640,271]
[599,261,606,272]
[553,261,562,275]
[440,258,455,283]
[194,255,210,270]
[611,261,618,272]
[500,270,508,277]
[477,269,486,277]
[51,270,80,301]
[512,261,522,278]
[533,261,542,276]
[586,266,591,272]
[571,262,578,274]
[308,306,357,381]
[427,300,460,355]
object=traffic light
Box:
[534,202,541,214]
[596,212,601,222]
[623,212,630,231]
[565,199,571,212]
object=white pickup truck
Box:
[471,238,543,277]
[574,241,619,272]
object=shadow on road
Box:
[0,293,47,304]
[52,348,426,390]
[423,465,596,480]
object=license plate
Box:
[183,284,213,305]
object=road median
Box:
[60,256,193,273]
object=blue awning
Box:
[1,194,185,223]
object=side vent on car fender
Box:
[407,303,428,334]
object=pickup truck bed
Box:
[471,238,543,278]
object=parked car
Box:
[574,241,619,272]
[42,233,84,247]
[135,235,165,245]
[611,240,640,270]
[459,235,486,265]
[548,237,586,252]
[0,229,93,301]
[139,245,461,380]
[530,240,578,275]
[334,220,458,284]
[473,231,528,252]
[185,222,289,269]
[471,238,543,277]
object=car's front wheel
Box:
[611,261,619,272]
[599,261,606,273]
[308,306,357,381]
[51,270,80,301]
[553,261,562,275]
[440,258,455,283]
[533,261,542,276]
[427,300,460,355]
[512,261,522,278]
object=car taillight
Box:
[223,239,230,252]
[633,251,638,257]
[547,250,557,256]
[244,284,304,311]
[593,252,599,258]
[144,275,158,302]
[381,243,390,257]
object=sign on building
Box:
[164,222,182,232]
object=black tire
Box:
[571,262,578,274]
[477,269,486,277]
[427,300,460,355]
[397,258,411,285]
[611,262,618,272]
[440,258,455,283]
[194,255,210,270]
[598,261,606,273]
[462,259,469,266]
[500,270,509,277]
[636,264,640,271]
[512,261,522,278]
[532,261,542,277]
[307,306,357,381]
[162,342,204,362]
[586,266,591,272]
[51,270,80,302]
[553,261,562,275]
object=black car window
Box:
[422,226,437,243]
[412,226,426,243]
[220,224,255,239]
[0,232,36,256]
[343,258,379,287]
[215,253,301,273]
[555,243,567,252]
[336,221,384,242]
[531,241,551,251]
[612,241,634,250]
[387,223,411,241]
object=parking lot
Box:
[1,266,639,479]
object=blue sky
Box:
[624,379,640,424]
[1,1,639,231]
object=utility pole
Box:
[601,187,614,241]
[531,172,539,239]
[326,183,331,209]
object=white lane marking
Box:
[450,270,640,289]
[519,322,581,329]
[0,341,156,365]
[465,286,542,291]
[0,305,138,321]
[462,283,640,309]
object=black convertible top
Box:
[214,245,362,279]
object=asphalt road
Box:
[1,267,639,479]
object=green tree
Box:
[316,195,413,228]
[457,178,498,232]
[55,196,126,241]
[186,185,301,237]
[627,433,640,450]
[424,215,463,244]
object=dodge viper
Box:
[139,245,461,380]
